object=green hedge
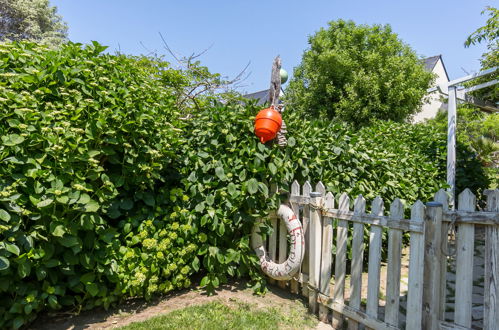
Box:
[0,41,489,328]
[0,41,196,328]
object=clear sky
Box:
[51,0,493,93]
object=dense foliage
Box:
[431,106,498,188]
[285,20,434,126]
[0,41,192,328]
[0,41,488,328]
[0,0,67,46]
[464,6,498,103]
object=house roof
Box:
[423,55,450,82]
[243,89,270,106]
[243,89,284,106]
[423,55,441,71]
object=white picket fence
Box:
[265,181,499,330]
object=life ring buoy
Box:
[251,204,304,280]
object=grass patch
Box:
[119,300,317,330]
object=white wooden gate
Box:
[264,181,499,330]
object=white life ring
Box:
[251,204,304,280]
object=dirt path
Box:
[30,281,325,330]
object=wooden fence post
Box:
[484,189,499,330]
[349,195,366,330]
[318,192,334,323]
[434,188,449,320]
[290,180,301,294]
[454,189,475,328]
[422,201,443,330]
[332,193,350,329]
[406,201,425,330]
[366,196,384,330]
[309,190,323,314]
[385,199,404,327]
[301,181,312,298]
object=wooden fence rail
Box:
[265,181,499,330]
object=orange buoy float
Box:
[254,107,282,144]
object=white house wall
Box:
[413,59,449,123]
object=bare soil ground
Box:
[30,281,323,330]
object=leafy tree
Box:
[0,0,67,45]
[286,20,434,126]
[464,6,498,103]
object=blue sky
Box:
[51,0,493,93]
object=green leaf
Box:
[227,183,237,196]
[12,317,24,330]
[50,223,66,237]
[215,167,226,180]
[5,243,20,256]
[200,276,209,287]
[206,195,215,206]
[287,136,296,147]
[17,261,31,278]
[142,192,155,207]
[36,198,54,208]
[0,256,10,270]
[192,257,200,272]
[78,193,91,204]
[120,198,134,210]
[24,304,33,314]
[2,134,25,146]
[80,272,95,284]
[0,209,10,222]
[48,295,58,309]
[84,200,100,212]
[86,283,99,296]
[268,162,277,175]
[247,178,259,194]
[44,259,61,268]
[59,236,79,247]
[195,202,205,213]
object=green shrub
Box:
[0,41,194,328]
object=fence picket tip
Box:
[303,181,312,195]
[315,181,326,195]
[372,196,384,212]
[390,198,404,216]
[325,192,334,208]
[354,195,366,213]
[458,188,476,211]
[339,192,350,210]
[291,180,300,195]
[410,200,425,221]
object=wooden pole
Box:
[422,201,443,330]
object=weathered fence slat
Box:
[268,216,278,285]
[454,189,476,328]
[308,183,324,313]
[422,201,443,330]
[484,189,499,330]
[406,200,425,330]
[332,192,349,329]
[290,180,301,294]
[278,211,288,289]
[384,198,404,327]
[434,188,449,320]
[348,195,366,330]
[366,196,384,327]
[319,192,334,323]
[301,181,312,297]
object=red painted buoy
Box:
[254,107,282,144]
